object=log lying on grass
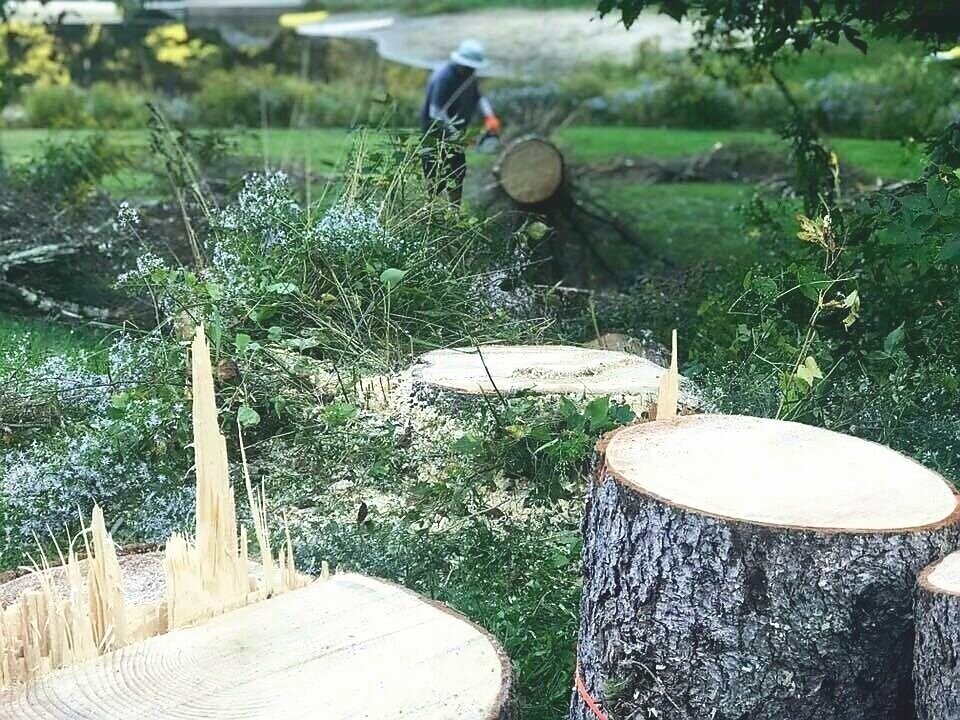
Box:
[0,572,512,719]
[411,344,698,415]
[572,414,960,720]
[915,551,960,720]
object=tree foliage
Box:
[597,0,960,59]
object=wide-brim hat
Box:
[451,39,488,69]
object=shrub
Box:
[22,83,90,128]
[689,122,960,485]
[192,67,415,128]
[119,151,527,371]
[12,133,125,203]
[87,82,149,129]
[802,56,956,138]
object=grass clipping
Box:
[0,325,317,686]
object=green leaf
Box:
[322,402,359,427]
[558,396,580,425]
[452,434,482,454]
[525,221,550,241]
[237,405,260,427]
[609,403,636,426]
[883,324,906,356]
[796,356,824,387]
[927,177,949,210]
[380,268,407,286]
[267,326,283,342]
[204,282,222,301]
[797,266,829,302]
[939,236,960,262]
[233,333,251,353]
[750,275,778,300]
[584,396,611,428]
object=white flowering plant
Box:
[118,160,532,378]
[0,331,193,567]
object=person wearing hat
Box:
[420,39,502,206]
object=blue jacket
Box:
[420,62,481,136]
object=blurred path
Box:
[297,9,695,77]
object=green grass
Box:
[3,126,927,195]
[556,126,781,161]
[554,126,927,179]
[229,128,359,171]
[0,315,107,367]
[595,182,758,267]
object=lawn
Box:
[554,126,927,180]
[595,181,759,267]
[3,125,926,190]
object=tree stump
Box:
[411,344,699,415]
[1,573,512,719]
[497,135,565,205]
[572,414,960,720]
[915,551,960,720]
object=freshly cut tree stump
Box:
[1,573,512,719]
[497,136,565,205]
[915,551,960,720]
[412,344,698,414]
[572,414,960,720]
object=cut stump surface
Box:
[413,344,697,412]
[572,414,960,720]
[915,551,960,720]
[1,573,512,719]
[497,136,564,205]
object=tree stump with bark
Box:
[410,344,699,415]
[572,414,960,720]
[915,551,960,720]
[0,329,513,718]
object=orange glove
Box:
[484,114,502,135]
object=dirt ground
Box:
[297,9,695,77]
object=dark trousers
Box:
[421,144,467,206]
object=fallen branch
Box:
[0,281,125,322]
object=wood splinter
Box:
[0,325,313,689]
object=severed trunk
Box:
[572,414,960,720]
[410,344,699,417]
[915,552,960,720]
[1,574,513,720]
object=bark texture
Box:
[914,581,960,720]
[571,467,960,720]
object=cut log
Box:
[0,572,512,719]
[411,344,699,415]
[915,551,960,720]
[572,414,960,720]
[497,135,564,205]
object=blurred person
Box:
[420,39,502,206]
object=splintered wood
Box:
[0,326,314,687]
[654,329,679,420]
